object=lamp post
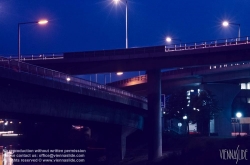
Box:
[113,0,128,49]
[166,37,182,47]
[222,21,240,41]
[236,112,242,136]
[183,115,188,135]
[18,20,48,61]
[113,0,128,76]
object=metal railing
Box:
[165,36,249,52]
[7,53,63,61]
[110,61,250,87]
[5,36,249,61]
[0,56,147,103]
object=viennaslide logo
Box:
[219,145,248,164]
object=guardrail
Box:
[0,56,147,103]
[5,36,249,61]
[110,61,250,87]
[165,36,249,52]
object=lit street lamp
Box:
[116,72,123,76]
[183,115,188,135]
[18,20,48,61]
[113,0,128,49]
[166,36,182,47]
[236,112,242,136]
[222,20,240,41]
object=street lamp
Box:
[166,36,182,47]
[117,72,123,76]
[222,20,240,41]
[18,19,48,61]
[113,0,128,49]
[183,115,188,135]
[236,112,242,136]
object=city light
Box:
[113,0,120,4]
[66,77,71,82]
[166,37,172,42]
[183,115,187,120]
[38,20,48,25]
[236,112,242,118]
[117,72,123,75]
[222,21,229,27]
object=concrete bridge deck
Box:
[0,57,147,129]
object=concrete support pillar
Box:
[0,146,3,165]
[121,126,137,159]
[201,84,240,137]
[147,70,162,161]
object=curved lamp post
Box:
[222,21,240,41]
[18,20,48,61]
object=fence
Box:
[0,56,147,103]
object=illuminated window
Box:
[247,83,250,89]
[241,83,246,89]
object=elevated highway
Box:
[0,57,147,129]
[11,37,250,74]
[109,62,250,95]
[5,37,250,161]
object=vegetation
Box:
[164,88,221,135]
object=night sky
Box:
[1,0,250,82]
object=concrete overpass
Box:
[0,57,148,159]
[0,56,147,127]
[109,62,250,95]
[7,36,250,161]
[14,37,250,74]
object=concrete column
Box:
[0,146,3,165]
[121,126,137,159]
[147,70,162,161]
[201,84,240,137]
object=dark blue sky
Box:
[0,0,250,82]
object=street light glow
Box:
[183,115,187,120]
[113,0,120,4]
[166,37,172,42]
[117,72,123,75]
[38,20,48,25]
[222,21,229,27]
[236,112,242,118]
[66,77,71,82]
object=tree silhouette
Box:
[165,88,221,136]
[191,90,221,135]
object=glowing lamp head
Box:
[183,115,187,120]
[166,37,172,42]
[117,72,123,75]
[222,21,229,27]
[113,0,120,4]
[236,112,242,118]
[38,20,48,25]
[66,77,71,82]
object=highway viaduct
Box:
[15,38,250,161]
[109,62,250,137]
[0,58,147,160]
